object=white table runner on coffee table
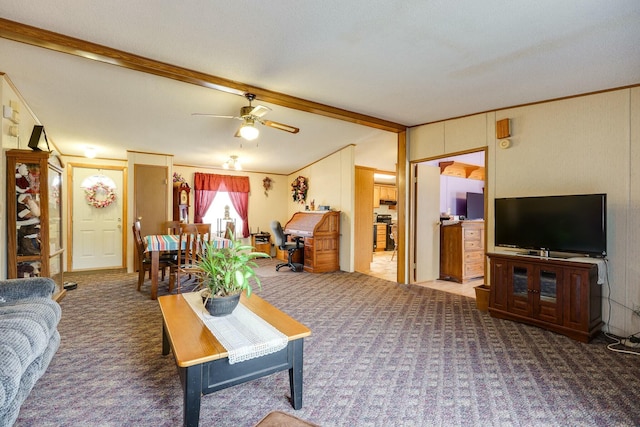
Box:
[182,292,288,364]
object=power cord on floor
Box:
[604,331,640,356]
[601,259,640,356]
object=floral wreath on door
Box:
[84,181,116,208]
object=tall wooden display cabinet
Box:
[6,149,65,301]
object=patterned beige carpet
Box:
[14,259,640,426]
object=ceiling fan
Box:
[192,93,299,140]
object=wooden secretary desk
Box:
[283,210,340,273]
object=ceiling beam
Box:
[0,17,407,133]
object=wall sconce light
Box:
[84,147,97,158]
[239,120,259,141]
[223,155,242,170]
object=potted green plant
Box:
[196,233,270,316]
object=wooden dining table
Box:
[143,234,231,300]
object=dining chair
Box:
[180,223,212,242]
[224,221,236,240]
[132,220,176,292]
[174,224,208,293]
[163,220,182,235]
[390,224,398,261]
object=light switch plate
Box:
[2,105,12,119]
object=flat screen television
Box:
[494,193,606,257]
[466,192,484,220]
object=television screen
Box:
[466,192,484,220]
[495,193,606,257]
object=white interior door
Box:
[414,164,441,283]
[72,167,124,270]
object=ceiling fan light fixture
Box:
[239,121,259,140]
[223,155,242,171]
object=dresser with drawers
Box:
[439,220,485,283]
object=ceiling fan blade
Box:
[248,105,271,118]
[191,113,242,120]
[263,120,300,134]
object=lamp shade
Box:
[239,123,259,140]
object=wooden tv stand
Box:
[487,252,602,343]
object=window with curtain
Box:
[194,173,250,237]
[202,192,243,236]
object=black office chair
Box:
[270,220,303,272]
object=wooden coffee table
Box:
[158,293,311,427]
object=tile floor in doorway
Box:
[368,250,482,299]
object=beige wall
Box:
[408,87,639,336]
[287,145,355,272]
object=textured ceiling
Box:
[1,1,639,174]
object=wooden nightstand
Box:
[251,232,272,255]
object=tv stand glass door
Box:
[507,261,563,325]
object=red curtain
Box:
[195,173,250,192]
[227,191,249,237]
[193,173,251,236]
[193,188,217,224]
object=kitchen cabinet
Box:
[488,252,602,342]
[379,185,397,201]
[439,220,484,283]
[6,149,65,301]
[373,185,380,208]
[373,184,397,207]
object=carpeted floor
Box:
[14,259,640,426]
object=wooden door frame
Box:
[408,147,487,284]
[66,163,128,271]
[354,166,375,273]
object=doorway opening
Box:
[409,149,487,297]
